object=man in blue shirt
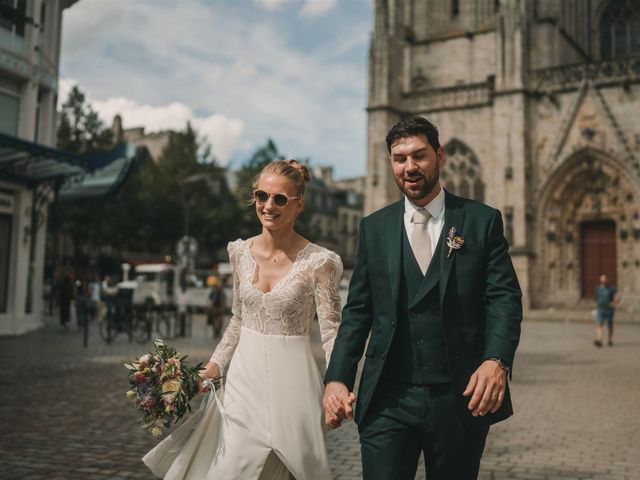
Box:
[594,274,619,347]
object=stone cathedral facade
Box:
[366,0,640,311]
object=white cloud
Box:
[59,0,371,178]
[61,90,247,165]
[300,0,338,18]
[255,0,287,10]
[193,115,247,163]
[57,77,77,107]
[61,1,124,54]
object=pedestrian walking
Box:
[75,279,90,327]
[88,274,102,322]
[143,159,342,479]
[324,116,522,480]
[206,275,226,338]
[594,274,620,347]
[57,258,75,329]
[101,275,117,320]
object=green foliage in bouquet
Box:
[125,339,218,436]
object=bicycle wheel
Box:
[133,309,152,344]
[155,311,172,339]
[99,318,113,343]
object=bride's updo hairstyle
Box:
[251,159,311,201]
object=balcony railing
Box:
[531,55,640,92]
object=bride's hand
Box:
[200,361,221,380]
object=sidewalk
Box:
[0,316,638,479]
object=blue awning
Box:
[0,131,89,185]
[59,143,145,199]
[0,132,146,198]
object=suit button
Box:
[381,353,386,359]
[391,321,396,327]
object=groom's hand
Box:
[463,360,506,417]
[323,382,356,429]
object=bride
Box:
[144,159,343,479]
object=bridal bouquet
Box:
[125,339,220,436]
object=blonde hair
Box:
[251,159,311,198]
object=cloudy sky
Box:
[59,0,373,179]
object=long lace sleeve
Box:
[314,251,343,366]
[209,241,243,373]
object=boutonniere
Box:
[446,226,464,258]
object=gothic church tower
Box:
[366,0,640,312]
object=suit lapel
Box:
[439,191,466,304]
[385,200,404,309]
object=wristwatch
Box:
[488,357,511,375]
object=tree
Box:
[52,85,113,265]
[53,86,318,270]
[54,92,240,266]
[140,123,241,256]
[57,85,112,155]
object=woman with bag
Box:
[143,159,343,479]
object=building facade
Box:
[366,0,640,311]
[307,166,364,268]
[0,0,79,334]
[111,114,174,163]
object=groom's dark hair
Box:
[385,116,441,153]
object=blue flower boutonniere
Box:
[446,227,464,258]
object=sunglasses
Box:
[253,190,301,207]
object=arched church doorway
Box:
[580,220,616,299]
[535,149,639,308]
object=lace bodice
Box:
[209,238,343,372]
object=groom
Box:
[324,117,522,479]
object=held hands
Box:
[200,361,221,380]
[323,382,356,429]
[463,360,506,417]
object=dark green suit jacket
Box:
[325,191,523,426]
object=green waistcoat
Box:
[381,226,451,385]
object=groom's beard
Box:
[394,163,440,203]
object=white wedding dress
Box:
[143,238,343,480]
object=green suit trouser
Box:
[358,378,489,480]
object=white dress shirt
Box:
[403,186,446,257]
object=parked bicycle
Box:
[132,304,188,344]
[99,289,136,343]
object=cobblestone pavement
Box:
[1,315,639,479]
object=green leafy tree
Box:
[57,85,112,154]
[139,123,241,256]
[52,85,113,263]
[53,86,239,265]
[54,86,320,268]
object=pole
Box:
[83,309,88,348]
